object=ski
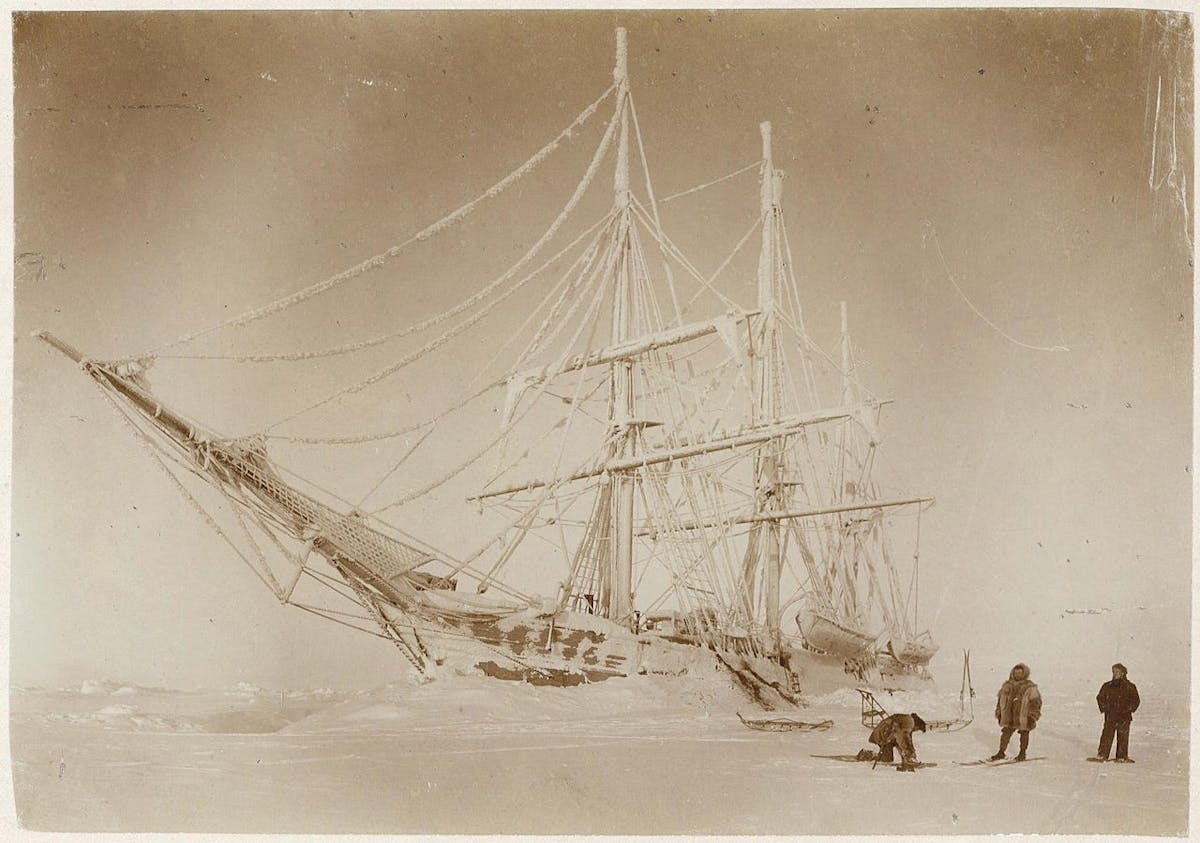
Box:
[812,755,937,769]
[956,756,1046,767]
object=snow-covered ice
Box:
[9,672,1188,834]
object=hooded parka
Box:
[995,663,1042,731]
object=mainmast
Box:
[742,121,786,653]
[606,27,635,628]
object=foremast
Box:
[604,27,636,628]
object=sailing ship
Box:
[39,29,937,706]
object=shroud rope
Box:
[126,83,617,360]
[263,88,627,432]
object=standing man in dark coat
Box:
[990,662,1042,761]
[1091,663,1140,763]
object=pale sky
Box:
[10,9,1193,693]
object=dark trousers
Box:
[999,727,1029,755]
[1098,716,1131,759]
[877,732,916,764]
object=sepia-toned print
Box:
[10,8,1192,835]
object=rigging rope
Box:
[265,385,493,445]
[93,382,282,597]
[164,210,618,365]
[922,219,1070,354]
[659,159,763,204]
[633,199,753,317]
[369,238,617,513]
[128,83,618,360]
[264,89,627,432]
[354,422,437,512]
[628,94,683,326]
[505,215,615,371]
[476,291,611,591]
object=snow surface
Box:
[10,673,1189,834]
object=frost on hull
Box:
[376,599,809,707]
[40,28,938,703]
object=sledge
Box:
[738,713,833,732]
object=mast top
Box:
[614,28,628,85]
[759,121,784,203]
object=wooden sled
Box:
[737,712,833,732]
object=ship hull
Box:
[381,603,929,699]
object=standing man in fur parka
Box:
[990,662,1042,761]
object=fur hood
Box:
[997,663,1042,730]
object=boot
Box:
[1015,730,1029,761]
[991,728,1013,761]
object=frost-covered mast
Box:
[605,27,636,628]
[743,121,787,654]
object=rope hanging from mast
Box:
[658,159,763,204]
[163,209,620,365]
[125,83,619,362]
[263,89,628,433]
[370,239,618,514]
